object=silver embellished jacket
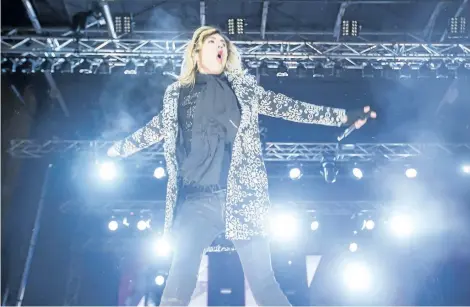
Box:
[110,72,346,240]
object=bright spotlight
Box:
[363,219,375,230]
[270,213,298,240]
[153,166,166,179]
[155,238,171,257]
[289,167,302,180]
[137,220,149,231]
[405,168,417,178]
[99,161,117,181]
[462,164,470,174]
[155,275,165,286]
[352,168,363,179]
[310,220,319,231]
[349,242,358,252]
[108,220,118,231]
[343,262,372,292]
[389,214,413,237]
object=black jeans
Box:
[160,190,290,306]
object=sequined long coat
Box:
[111,72,346,240]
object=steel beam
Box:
[2,32,469,68]
[423,1,446,41]
[99,1,117,39]
[333,2,349,41]
[7,139,470,162]
[20,0,70,117]
[260,1,269,39]
[200,0,206,26]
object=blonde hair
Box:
[178,26,244,87]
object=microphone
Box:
[337,111,371,142]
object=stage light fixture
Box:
[352,167,363,179]
[343,262,372,292]
[288,166,302,180]
[155,238,171,257]
[276,62,288,77]
[449,17,467,39]
[363,219,375,230]
[153,166,166,179]
[39,58,53,72]
[77,59,92,74]
[1,58,14,73]
[349,242,358,252]
[59,59,73,73]
[341,20,360,37]
[114,14,133,34]
[144,59,156,74]
[155,275,165,286]
[162,60,174,73]
[228,18,235,35]
[137,219,149,231]
[310,220,319,231]
[399,64,412,79]
[270,212,299,240]
[97,61,110,74]
[236,18,245,35]
[405,167,417,178]
[312,63,324,78]
[321,156,338,183]
[362,63,374,78]
[98,161,117,181]
[436,63,449,78]
[389,214,413,238]
[124,60,137,74]
[108,220,118,231]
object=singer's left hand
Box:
[342,106,377,129]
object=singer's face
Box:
[197,33,228,75]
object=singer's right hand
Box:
[344,106,377,129]
[107,146,120,158]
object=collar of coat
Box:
[168,69,257,108]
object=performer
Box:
[108,26,376,306]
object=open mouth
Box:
[217,51,223,63]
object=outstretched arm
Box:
[252,78,346,127]
[108,112,164,157]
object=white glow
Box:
[155,275,165,286]
[389,214,413,237]
[99,161,117,181]
[289,167,302,180]
[364,219,375,230]
[352,167,363,179]
[137,220,149,231]
[270,213,298,240]
[405,168,417,178]
[310,220,319,231]
[349,242,358,252]
[153,166,166,179]
[343,262,372,292]
[462,164,470,174]
[155,238,171,257]
[108,220,118,231]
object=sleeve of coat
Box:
[108,88,171,157]
[249,75,347,127]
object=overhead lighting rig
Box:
[228,18,245,36]
[448,17,467,40]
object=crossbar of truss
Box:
[8,139,470,162]
[2,30,469,66]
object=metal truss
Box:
[2,28,470,69]
[8,139,470,162]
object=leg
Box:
[233,236,291,306]
[160,192,225,306]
